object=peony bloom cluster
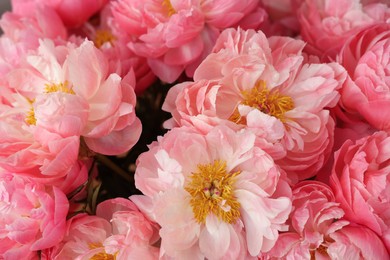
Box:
[133,125,292,258]
[163,28,347,182]
[0,0,390,258]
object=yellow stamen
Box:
[185,160,241,224]
[88,243,117,260]
[25,106,36,125]
[44,81,75,94]
[229,80,294,124]
[94,30,116,48]
[162,0,176,16]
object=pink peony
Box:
[163,28,346,181]
[133,125,292,258]
[263,181,389,259]
[110,0,267,83]
[45,198,160,259]
[329,131,390,253]
[11,0,109,28]
[297,0,390,61]
[337,23,390,131]
[5,38,141,155]
[42,213,112,260]
[0,96,89,194]
[80,5,156,94]
[0,7,67,78]
[0,174,69,259]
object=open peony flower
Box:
[110,0,267,83]
[45,198,160,259]
[5,38,141,156]
[0,174,69,259]
[133,125,292,258]
[297,0,390,61]
[163,28,346,182]
[337,23,390,131]
[263,181,389,259]
[329,131,390,253]
[11,0,109,28]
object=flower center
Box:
[25,82,75,125]
[162,0,176,16]
[229,80,294,124]
[185,160,241,224]
[44,81,75,94]
[89,243,116,260]
[94,30,116,48]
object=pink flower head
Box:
[163,28,347,181]
[337,23,390,131]
[11,0,109,28]
[329,131,390,253]
[0,174,69,259]
[0,95,89,194]
[297,0,390,60]
[263,181,389,259]
[0,6,67,78]
[80,5,156,94]
[46,198,159,259]
[6,38,141,155]
[110,0,267,83]
[133,125,292,258]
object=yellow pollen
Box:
[185,160,241,224]
[25,107,36,125]
[162,0,176,16]
[88,243,117,260]
[94,30,116,48]
[229,80,294,124]
[44,81,75,94]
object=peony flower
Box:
[329,131,390,253]
[0,6,67,79]
[297,0,390,61]
[5,38,141,155]
[263,181,389,259]
[11,0,109,28]
[337,23,390,131]
[80,5,156,94]
[0,174,69,259]
[163,28,346,182]
[42,213,112,260]
[0,97,89,194]
[133,125,292,258]
[45,198,160,259]
[110,0,267,83]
